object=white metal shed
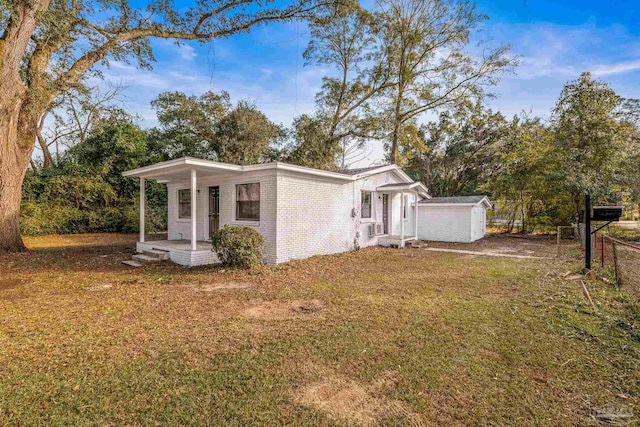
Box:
[417,196,492,243]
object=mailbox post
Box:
[585,194,591,270]
[584,193,623,271]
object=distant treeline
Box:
[25,75,640,235]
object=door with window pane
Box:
[209,186,220,235]
[382,194,389,234]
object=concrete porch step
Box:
[132,254,161,263]
[143,249,170,260]
[122,260,144,268]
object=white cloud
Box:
[591,60,640,77]
[85,18,640,168]
[177,44,197,61]
[484,20,640,121]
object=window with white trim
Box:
[403,195,409,219]
[178,189,191,219]
[236,183,260,221]
[361,191,372,218]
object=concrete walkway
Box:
[420,247,553,260]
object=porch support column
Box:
[400,191,405,241]
[191,169,197,251]
[139,178,145,243]
[414,192,419,238]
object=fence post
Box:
[612,238,620,288]
[556,226,561,258]
[600,233,605,267]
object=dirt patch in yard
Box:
[85,284,113,292]
[243,299,324,320]
[416,234,581,259]
[0,278,22,291]
[194,282,253,292]
[294,369,425,427]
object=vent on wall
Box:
[375,223,383,235]
[369,224,376,237]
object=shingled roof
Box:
[336,165,390,176]
[420,195,491,205]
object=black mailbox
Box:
[592,206,623,221]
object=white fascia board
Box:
[390,167,414,183]
[357,164,428,194]
[122,157,187,177]
[418,196,492,208]
[185,157,243,172]
[122,156,243,177]
[418,203,478,207]
[377,183,419,191]
[244,162,353,181]
[479,197,493,208]
[378,181,429,192]
[353,164,400,179]
[124,157,369,183]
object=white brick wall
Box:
[166,171,278,264]
[274,170,409,263]
[164,168,416,265]
[275,172,354,263]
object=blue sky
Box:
[97,0,640,166]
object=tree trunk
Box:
[390,83,405,165]
[0,0,51,251]
[0,99,34,252]
[390,118,400,164]
[36,130,55,168]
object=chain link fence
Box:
[594,232,640,301]
[555,226,582,259]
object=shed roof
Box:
[419,195,492,207]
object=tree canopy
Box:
[1,0,339,250]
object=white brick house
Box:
[123,157,463,266]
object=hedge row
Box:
[20,202,166,236]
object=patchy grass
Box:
[421,233,582,258]
[608,225,640,244]
[1,233,639,426]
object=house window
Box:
[178,189,191,219]
[361,191,372,218]
[403,195,409,219]
[236,183,260,221]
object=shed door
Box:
[209,186,220,235]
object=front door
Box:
[382,194,389,234]
[209,186,220,236]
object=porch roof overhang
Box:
[377,181,430,198]
[122,157,243,181]
[122,156,355,182]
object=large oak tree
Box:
[376,0,514,164]
[0,0,335,251]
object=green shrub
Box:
[20,202,167,236]
[210,225,265,268]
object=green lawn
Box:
[1,234,638,426]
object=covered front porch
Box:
[376,181,428,248]
[136,239,219,267]
[123,157,247,266]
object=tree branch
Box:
[52,1,333,97]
